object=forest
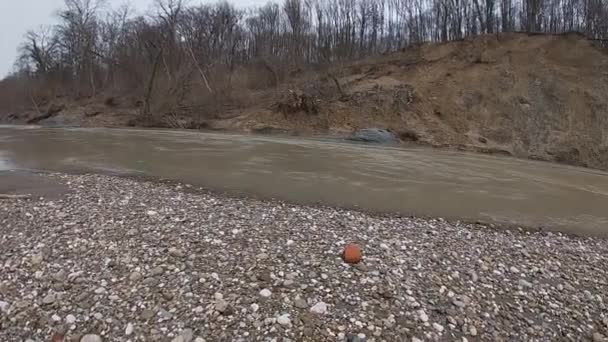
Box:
[0,0,606,120]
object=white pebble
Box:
[250,303,260,312]
[260,289,272,298]
[418,310,429,322]
[433,322,444,332]
[125,323,134,336]
[80,335,102,342]
[310,301,328,315]
[276,314,291,326]
[65,314,77,324]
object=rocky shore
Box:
[1,174,607,341]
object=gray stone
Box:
[347,128,400,144]
[81,334,102,342]
[468,270,479,282]
[310,302,328,315]
[518,279,533,288]
[593,332,607,342]
[169,247,185,258]
[52,270,67,282]
[125,323,134,336]
[129,272,143,281]
[42,293,57,305]
[172,329,194,342]
[215,299,232,314]
[295,298,308,309]
[0,301,9,313]
[277,314,291,326]
[31,253,44,265]
[353,263,369,272]
[418,310,429,322]
[149,266,164,276]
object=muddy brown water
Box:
[1,125,608,236]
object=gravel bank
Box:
[1,174,607,342]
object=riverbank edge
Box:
[11,169,592,241]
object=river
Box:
[1,125,608,236]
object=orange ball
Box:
[342,244,362,264]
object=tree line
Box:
[2,0,607,118]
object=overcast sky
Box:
[0,0,268,78]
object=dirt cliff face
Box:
[235,33,608,170]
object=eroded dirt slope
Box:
[233,33,608,169]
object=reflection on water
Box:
[1,125,608,236]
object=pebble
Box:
[433,322,444,332]
[31,253,44,265]
[81,335,102,342]
[42,293,56,305]
[256,253,269,260]
[259,289,272,298]
[418,310,429,322]
[277,314,291,326]
[215,299,231,314]
[510,266,520,273]
[0,301,9,313]
[593,332,607,342]
[518,279,533,288]
[310,301,328,314]
[149,266,164,276]
[173,329,193,342]
[66,314,77,324]
[68,271,83,282]
[52,270,67,282]
[250,303,259,312]
[125,323,134,336]
[294,298,308,309]
[354,263,369,272]
[169,247,185,258]
[470,326,478,336]
[129,272,143,281]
